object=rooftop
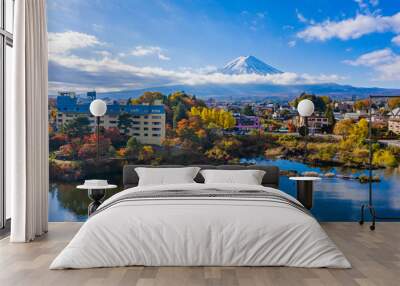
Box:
[56,95,165,116]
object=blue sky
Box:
[47,0,400,94]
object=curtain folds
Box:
[9,0,49,242]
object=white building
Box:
[56,93,166,145]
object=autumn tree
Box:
[388,97,400,110]
[189,107,236,129]
[138,146,154,162]
[173,102,188,129]
[125,137,142,159]
[353,99,370,111]
[49,133,68,151]
[78,134,112,160]
[333,119,354,139]
[373,149,397,167]
[205,137,241,162]
[131,91,167,105]
[63,116,91,138]
[104,127,126,148]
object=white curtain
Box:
[9,0,49,242]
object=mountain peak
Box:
[220,55,283,75]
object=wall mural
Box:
[47,0,400,222]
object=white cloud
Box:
[295,9,315,25]
[130,46,171,61]
[354,0,368,10]
[392,35,400,46]
[375,57,400,80]
[94,50,112,57]
[48,31,104,55]
[369,0,379,6]
[343,48,396,66]
[354,0,379,13]
[296,9,307,23]
[288,40,297,48]
[344,48,400,80]
[48,30,346,93]
[297,12,400,41]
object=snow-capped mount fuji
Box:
[219,55,283,75]
[98,55,400,100]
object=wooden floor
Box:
[0,222,399,286]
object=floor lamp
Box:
[89,99,107,161]
[359,95,400,230]
[297,99,315,158]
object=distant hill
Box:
[93,55,400,100]
[98,83,400,101]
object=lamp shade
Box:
[297,99,314,117]
[89,99,107,117]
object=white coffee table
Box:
[289,177,321,210]
[77,183,117,215]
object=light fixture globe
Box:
[90,99,107,117]
[297,99,314,117]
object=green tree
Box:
[324,105,336,126]
[291,93,328,113]
[242,105,255,116]
[118,113,133,135]
[63,116,91,138]
[173,102,187,129]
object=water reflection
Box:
[246,158,400,221]
[48,160,400,222]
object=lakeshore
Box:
[48,158,400,222]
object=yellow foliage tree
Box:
[373,149,397,167]
[189,106,236,129]
[139,145,154,161]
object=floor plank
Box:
[0,222,399,286]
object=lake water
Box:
[49,159,400,222]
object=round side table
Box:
[77,184,117,216]
[289,177,321,210]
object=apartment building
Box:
[295,115,330,133]
[55,92,166,145]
